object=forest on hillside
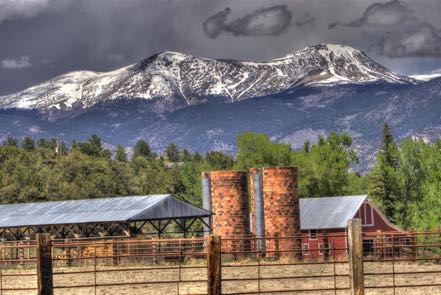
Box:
[0,124,439,231]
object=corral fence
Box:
[0,219,440,295]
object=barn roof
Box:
[0,195,211,228]
[300,195,367,230]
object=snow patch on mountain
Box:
[410,73,441,81]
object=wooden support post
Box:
[410,230,417,258]
[18,242,24,268]
[64,239,72,267]
[207,235,221,295]
[36,233,53,295]
[112,239,119,266]
[274,232,280,260]
[348,219,364,295]
[322,231,330,261]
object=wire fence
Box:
[0,229,439,294]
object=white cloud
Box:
[1,56,32,69]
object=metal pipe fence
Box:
[220,233,350,295]
[0,228,439,294]
[362,230,441,294]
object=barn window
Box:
[303,243,310,255]
[309,229,318,240]
[361,203,374,226]
[318,243,325,255]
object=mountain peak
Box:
[0,44,415,112]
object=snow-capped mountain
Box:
[0,44,414,113]
[0,44,439,171]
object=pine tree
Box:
[3,137,18,147]
[133,140,155,159]
[165,143,181,162]
[115,145,127,162]
[22,137,35,151]
[368,123,401,221]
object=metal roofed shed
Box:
[0,194,212,241]
[299,195,367,230]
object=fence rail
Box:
[0,221,439,295]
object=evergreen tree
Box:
[303,140,310,153]
[3,137,18,147]
[133,140,155,159]
[182,149,192,162]
[22,137,35,151]
[205,151,234,170]
[57,141,69,156]
[77,135,110,158]
[368,123,401,221]
[115,145,127,162]
[165,143,181,162]
[37,138,49,148]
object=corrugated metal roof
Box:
[300,195,367,230]
[0,195,211,228]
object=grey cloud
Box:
[0,0,50,23]
[203,5,292,39]
[1,56,32,69]
[381,23,441,57]
[347,0,415,27]
[295,14,315,27]
[329,0,441,57]
[203,7,231,39]
[328,21,340,30]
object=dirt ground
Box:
[1,260,440,295]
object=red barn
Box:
[300,195,406,258]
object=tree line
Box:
[0,124,439,230]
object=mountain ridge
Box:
[0,44,415,114]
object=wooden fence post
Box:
[207,235,221,295]
[348,219,364,295]
[36,233,54,295]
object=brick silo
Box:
[203,170,250,255]
[250,167,301,258]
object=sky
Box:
[0,0,441,95]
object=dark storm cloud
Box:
[203,7,232,39]
[0,0,49,23]
[295,14,315,27]
[1,0,441,96]
[381,23,441,57]
[203,5,292,39]
[329,0,415,29]
[346,0,415,27]
[330,0,441,58]
[0,0,69,23]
